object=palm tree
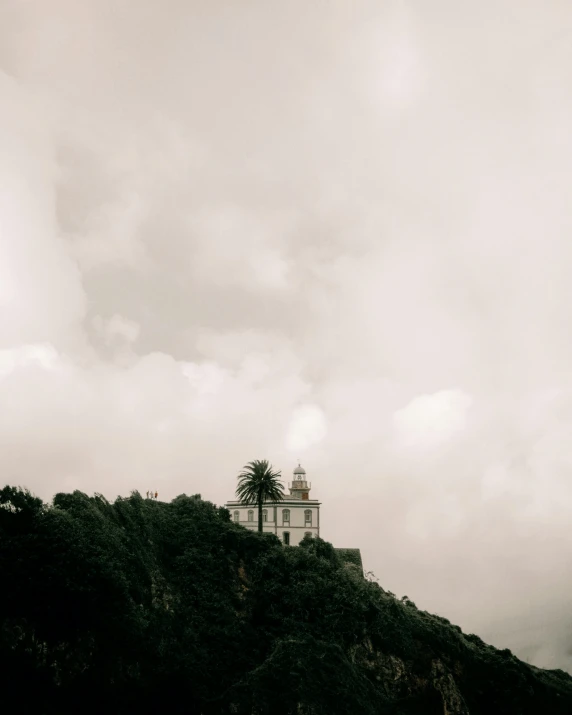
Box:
[235,459,285,533]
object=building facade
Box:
[225,463,320,546]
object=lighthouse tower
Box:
[289,463,311,500]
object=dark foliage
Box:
[1,485,571,714]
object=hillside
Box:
[1,486,571,715]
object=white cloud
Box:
[0,343,61,379]
[286,404,328,452]
[0,71,85,351]
[93,314,140,345]
[181,361,228,395]
[250,249,291,290]
[393,389,473,450]
[356,2,427,112]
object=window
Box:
[282,509,290,525]
[262,509,268,522]
[233,511,239,523]
[304,509,312,526]
[304,532,312,539]
[248,510,254,522]
[283,532,290,545]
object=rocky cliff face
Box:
[341,615,572,715]
[351,639,469,714]
[430,659,470,715]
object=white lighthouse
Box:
[224,463,321,546]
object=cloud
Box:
[0,343,61,379]
[393,389,473,450]
[353,1,427,113]
[93,314,140,345]
[286,404,328,453]
[0,70,86,351]
[181,361,228,396]
[2,0,572,673]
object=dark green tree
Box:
[235,459,284,533]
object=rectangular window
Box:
[283,532,290,546]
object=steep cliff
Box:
[1,486,571,714]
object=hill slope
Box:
[1,486,571,714]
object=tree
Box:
[235,460,285,533]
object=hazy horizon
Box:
[2,0,572,672]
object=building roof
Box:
[293,463,306,475]
[224,498,320,507]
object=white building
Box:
[225,463,320,546]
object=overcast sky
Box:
[2,0,572,672]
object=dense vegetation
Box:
[2,486,572,714]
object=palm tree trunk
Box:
[258,489,263,533]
